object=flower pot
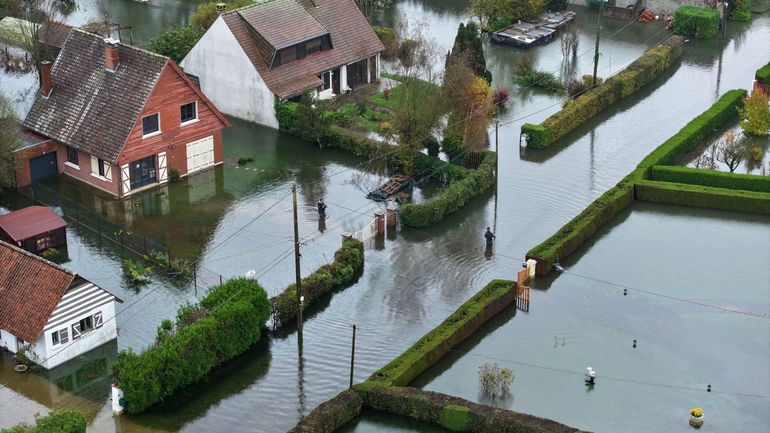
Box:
[14,364,28,372]
[689,415,704,428]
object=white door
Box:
[185,136,214,174]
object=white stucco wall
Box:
[181,16,279,128]
[0,328,19,353]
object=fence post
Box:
[193,263,197,296]
[219,275,223,285]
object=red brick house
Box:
[19,29,230,197]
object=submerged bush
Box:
[478,362,514,398]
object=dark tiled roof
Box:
[22,29,168,163]
[223,0,384,99]
[0,206,67,242]
[0,241,75,342]
[239,0,328,50]
[37,21,72,49]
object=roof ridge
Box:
[0,240,76,278]
[70,27,170,61]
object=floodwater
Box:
[338,409,451,433]
[414,202,770,433]
[1,2,769,433]
[680,120,770,175]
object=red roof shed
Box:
[0,206,67,254]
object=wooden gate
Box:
[516,268,531,312]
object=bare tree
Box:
[17,0,63,85]
[716,131,744,173]
[0,92,20,192]
[693,143,718,169]
[560,22,578,63]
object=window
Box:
[79,316,94,333]
[51,330,59,345]
[90,156,111,180]
[180,102,197,123]
[66,146,78,165]
[141,113,160,136]
[36,233,55,252]
[129,155,157,189]
[98,159,105,177]
[321,71,331,91]
[50,328,69,346]
[306,38,322,55]
[280,46,297,64]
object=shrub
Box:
[739,91,770,136]
[113,277,270,414]
[122,258,151,284]
[271,238,363,326]
[1,409,87,433]
[515,69,564,94]
[147,25,205,63]
[730,0,751,21]
[168,167,181,183]
[368,279,515,387]
[522,37,683,149]
[650,165,770,193]
[424,136,440,156]
[275,100,298,131]
[547,0,568,11]
[635,180,770,214]
[564,77,588,98]
[673,6,720,39]
[492,86,509,107]
[748,144,764,161]
[478,362,514,398]
[373,25,397,59]
[237,156,254,165]
[757,63,770,85]
[400,151,496,228]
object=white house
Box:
[181,0,384,128]
[0,241,120,369]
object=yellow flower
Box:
[690,408,703,417]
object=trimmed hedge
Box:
[521,37,683,149]
[673,6,720,39]
[757,62,770,85]
[271,237,364,326]
[635,180,770,214]
[368,279,515,387]
[355,386,583,433]
[400,151,496,228]
[287,390,362,433]
[637,90,746,171]
[526,182,635,275]
[650,165,770,193]
[113,278,270,414]
[0,410,86,433]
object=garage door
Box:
[29,152,58,182]
[186,136,215,174]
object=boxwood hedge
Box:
[287,389,362,433]
[355,386,583,433]
[113,278,270,414]
[271,237,364,327]
[673,6,720,39]
[400,151,496,228]
[650,165,770,193]
[756,62,770,85]
[521,37,683,149]
[635,180,770,214]
[0,410,86,433]
[637,90,746,171]
[368,279,515,387]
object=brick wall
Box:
[14,140,59,188]
[61,146,120,196]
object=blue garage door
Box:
[29,152,58,182]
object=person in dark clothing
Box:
[317,198,327,217]
[484,227,495,245]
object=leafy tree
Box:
[294,91,332,145]
[446,22,491,84]
[148,25,205,63]
[738,91,770,136]
[729,0,751,21]
[354,0,394,23]
[192,0,253,29]
[443,62,493,152]
[0,92,19,193]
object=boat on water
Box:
[366,175,412,201]
[491,11,577,48]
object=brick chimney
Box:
[104,38,120,71]
[40,61,52,98]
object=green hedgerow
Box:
[439,405,472,431]
[673,6,720,39]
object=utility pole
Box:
[721,2,728,40]
[292,184,303,344]
[592,1,604,87]
[349,324,356,388]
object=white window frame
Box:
[50,328,69,346]
[141,113,161,138]
[90,156,112,182]
[180,101,198,126]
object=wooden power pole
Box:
[292,184,303,342]
[592,1,604,87]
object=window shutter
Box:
[94,311,103,328]
[103,164,112,181]
[90,156,98,175]
[60,328,68,344]
[158,152,167,182]
[72,323,81,340]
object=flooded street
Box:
[1,2,769,432]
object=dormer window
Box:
[306,38,322,55]
[271,35,332,68]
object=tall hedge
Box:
[271,237,364,326]
[113,278,270,414]
[635,180,770,214]
[400,151,496,228]
[287,390,362,433]
[756,62,770,85]
[521,37,683,149]
[637,89,746,170]
[673,6,720,39]
[368,279,515,387]
[0,410,86,433]
[650,165,770,193]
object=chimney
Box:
[216,2,226,13]
[104,38,120,71]
[41,61,52,98]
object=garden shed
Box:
[0,206,67,254]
